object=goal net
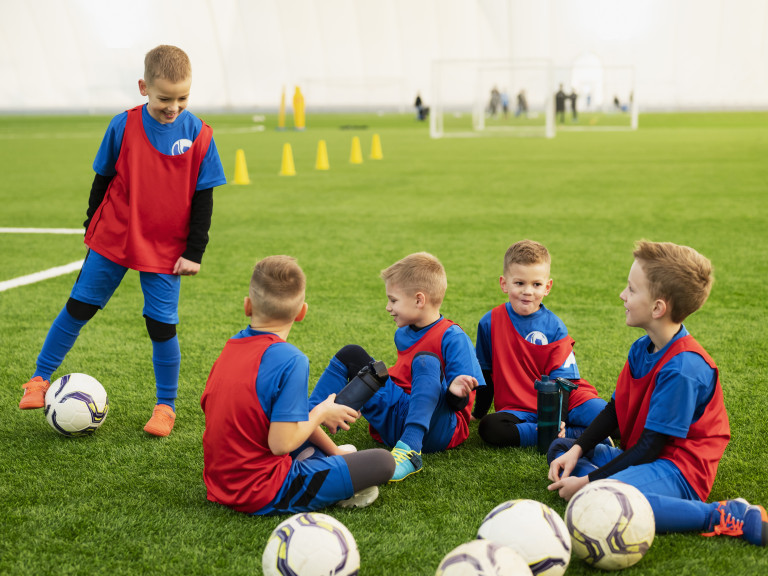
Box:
[430,59,555,139]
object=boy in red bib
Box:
[547,241,767,546]
[309,252,483,482]
[473,240,607,448]
[19,45,226,437]
[201,256,394,514]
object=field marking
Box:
[0,227,83,234]
[0,260,84,293]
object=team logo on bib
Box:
[526,331,549,345]
[171,139,192,155]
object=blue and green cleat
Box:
[389,440,423,482]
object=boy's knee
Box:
[411,352,442,378]
[547,437,577,465]
[66,298,99,321]
[144,315,177,342]
[335,345,374,378]
[478,412,522,447]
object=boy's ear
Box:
[545,278,553,294]
[244,296,252,317]
[138,79,148,96]
[652,298,668,319]
[414,291,426,308]
[295,302,308,322]
[499,275,508,293]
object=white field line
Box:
[1,228,85,292]
[0,260,84,293]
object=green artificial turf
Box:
[1,110,767,575]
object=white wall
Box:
[1,0,766,113]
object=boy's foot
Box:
[389,440,422,482]
[143,404,176,437]
[19,377,50,410]
[337,486,379,509]
[703,498,768,546]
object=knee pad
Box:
[335,345,374,378]
[66,298,99,321]
[144,316,177,342]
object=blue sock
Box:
[400,425,426,453]
[517,422,537,447]
[310,356,348,410]
[152,336,180,411]
[645,493,711,532]
[34,307,89,381]
[401,354,442,453]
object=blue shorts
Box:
[253,446,353,515]
[71,249,181,324]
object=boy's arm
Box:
[268,395,358,455]
[586,428,668,482]
[182,187,213,264]
[83,173,113,231]
[472,369,494,419]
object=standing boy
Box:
[473,240,607,448]
[201,256,395,514]
[310,252,483,482]
[19,45,226,437]
[548,241,767,546]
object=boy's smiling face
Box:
[139,76,192,124]
[500,262,553,316]
[385,282,423,328]
[620,259,655,329]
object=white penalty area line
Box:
[0,260,84,293]
[0,227,83,234]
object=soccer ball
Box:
[44,373,109,436]
[262,512,360,576]
[477,499,571,576]
[435,539,533,575]
[565,479,655,570]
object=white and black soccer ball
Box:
[435,539,533,576]
[477,499,571,576]
[44,373,109,436]
[262,512,360,576]
[565,479,655,570]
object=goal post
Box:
[430,59,555,139]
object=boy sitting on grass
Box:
[309,252,483,482]
[201,256,394,515]
[473,240,607,447]
[547,241,767,546]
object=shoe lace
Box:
[703,506,745,538]
[391,446,413,464]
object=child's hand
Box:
[547,475,589,501]
[448,375,478,398]
[557,421,566,438]
[317,394,359,434]
[547,444,582,483]
[173,256,200,276]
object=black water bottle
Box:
[334,360,389,411]
[535,375,561,454]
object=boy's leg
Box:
[140,272,180,436]
[309,345,374,410]
[565,398,609,440]
[337,449,396,508]
[478,410,537,447]
[21,250,125,409]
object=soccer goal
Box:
[430,59,555,139]
[553,65,638,131]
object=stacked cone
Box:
[280,143,296,176]
[316,140,330,170]
[349,136,363,164]
[233,149,250,185]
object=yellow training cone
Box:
[370,133,383,159]
[349,136,363,164]
[279,143,296,176]
[233,149,250,185]
[277,86,286,131]
[315,140,330,170]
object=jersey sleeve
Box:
[196,137,227,190]
[475,311,493,371]
[92,112,128,177]
[257,344,310,423]
[443,324,486,386]
[644,352,717,438]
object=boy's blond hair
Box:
[144,45,191,85]
[381,252,447,307]
[633,241,714,323]
[504,239,551,272]
[249,256,306,322]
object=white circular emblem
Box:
[171,139,192,155]
[526,331,549,345]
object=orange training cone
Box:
[316,140,330,170]
[349,136,363,164]
[233,149,250,185]
[279,143,296,176]
[370,133,383,159]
